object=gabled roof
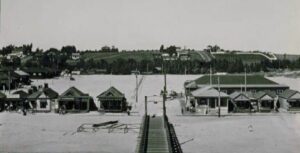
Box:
[97,86,125,98]
[279,89,300,99]
[0,91,6,99]
[253,91,276,99]
[60,86,89,97]
[229,91,252,101]
[191,86,229,98]
[44,88,59,98]
[27,88,58,99]
[194,74,278,85]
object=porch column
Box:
[207,98,210,113]
[195,98,198,111]
[87,99,90,111]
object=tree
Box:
[61,45,76,56]
[1,45,14,56]
[22,44,33,55]
[159,45,164,52]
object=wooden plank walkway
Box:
[146,116,170,153]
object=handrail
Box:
[136,115,149,153]
[164,116,183,153]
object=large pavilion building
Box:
[185,74,289,95]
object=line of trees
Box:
[1,44,300,75]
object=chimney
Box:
[44,83,48,88]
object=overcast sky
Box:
[0,0,300,54]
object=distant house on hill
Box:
[185,74,289,95]
[187,86,229,115]
[58,87,97,113]
[97,86,127,112]
[27,84,58,112]
[0,91,6,111]
[279,89,300,112]
[71,52,80,60]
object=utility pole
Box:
[244,67,247,93]
[135,73,138,106]
[8,71,11,94]
[163,63,167,118]
[145,96,147,116]
[218,76,221,118]
[210,66,212,85]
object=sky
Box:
[0,0,300,54]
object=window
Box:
[40,100,48,108]
[277,90,283,94]
[221,99,227,107]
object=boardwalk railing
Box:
[136,115,183,153]
[165,116,183,153]
[136,115,149,153]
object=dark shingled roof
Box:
[194,74,278,85]
[27,88,58,99]
[279,89,299,99]
[60,86,89,97]
[253,91,277,99]
[97,86,125,99]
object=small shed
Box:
[27,86,58,112]
[279,89,300,111]
[97,86,127,112]
[58,87,96,113]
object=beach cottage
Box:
[279,89,300,112]
[97,86,127,112]
[188,86,229,115]
[27,84,58,112]
[58,87,96,113]
[229,91,255,113]
[254,91,276,112]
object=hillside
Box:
[212,52,274,64]
[81,51,155,63]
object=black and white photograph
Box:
[0,0,300,153]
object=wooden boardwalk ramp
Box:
[147,116,170,153]
[136,115,183,153]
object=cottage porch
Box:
[58,98,90,113]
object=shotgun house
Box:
[0,91,6,112]
[97,86,127,112]
[279,89,300,112]
[58,87,96,113]
[27,85,58,112]
[187,86,229,115]
[254,91,277,112]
